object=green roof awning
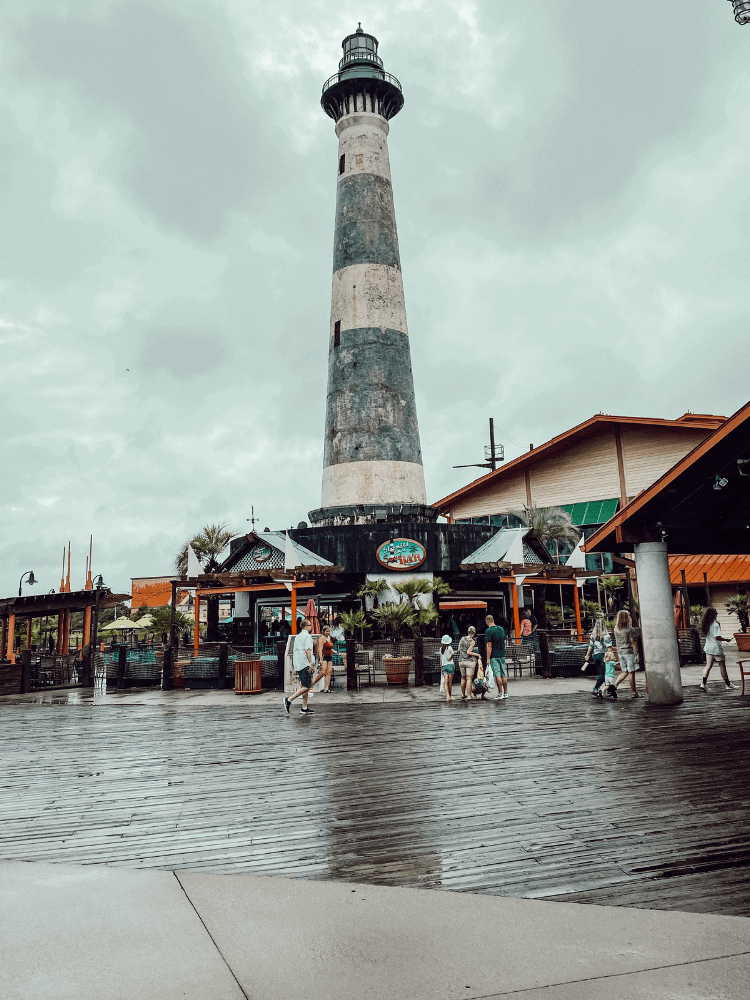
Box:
[559,498,619,526]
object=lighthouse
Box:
[310,26,428,526]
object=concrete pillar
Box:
[317,28,426,519]
[634,542,683,705]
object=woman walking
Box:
[457,626,479,699]
[317,625,334,693]
[581,618,609,698]
[614,610,640,698]
[440,634,456,702]
[700,608,738,691]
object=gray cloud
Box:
[0,0,747,596]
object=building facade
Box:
[433,413,725,572]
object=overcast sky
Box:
[2,0,748,599]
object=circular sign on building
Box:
[376,538,426,570]
[251,543,272,563]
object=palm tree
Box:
[508,506,581,629]
[357,579,388,610]
[175,522,236,641]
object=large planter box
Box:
[735,633,750,652]
[383,655,412,685]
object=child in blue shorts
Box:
[440,634,455,702]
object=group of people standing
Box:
[440,615,510,703]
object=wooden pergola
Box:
[0,587,128,665]
[169,564,345,650]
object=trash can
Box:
[235,657,262,694]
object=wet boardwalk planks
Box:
[2,687,750,915]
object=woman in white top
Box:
[700,608,738,691]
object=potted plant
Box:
[371,601,416,684]
[726,594,750,650]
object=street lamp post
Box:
[18,571,37,597]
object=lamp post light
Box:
[727,0,750,24]
[18,571,37,597]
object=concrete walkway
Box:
[2,859,749,1000]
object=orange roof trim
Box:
[669,554,750,586]
[432,412,725,512]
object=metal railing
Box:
[322,69,402,94]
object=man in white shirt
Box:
[283,618,325,715]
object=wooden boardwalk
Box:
[2,687,750,915]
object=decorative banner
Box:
[376,538,427,570]
[251,543,272,563]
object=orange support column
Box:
[291,581,297,635]
[194,593,200,652]
[62,609,71,655]
[26,619,32,650]
[83,605,92,648]
[1,618,6,660]
[573,582,582,642]
[511,580,521,645]
[56,613,64,654]
[7,614,16,665]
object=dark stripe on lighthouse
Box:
[324,327,422,467]
[332,174,401,272]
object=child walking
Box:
[581,618,609,697]
[440,634,456,702]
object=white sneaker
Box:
[698,682,708,692]
[493,694,503,700]
[726,682,740,690]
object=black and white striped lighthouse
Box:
[310,26,430,526]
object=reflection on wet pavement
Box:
[1,688,750,915]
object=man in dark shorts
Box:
[485,614,508,700]
[283,618,325,715]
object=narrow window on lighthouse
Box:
[334,321,341,347]
[339,154,345,175]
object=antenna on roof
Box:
[453,418,505,471]
[246,506,258,531]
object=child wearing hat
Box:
[440,634,456,702]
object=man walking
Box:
[485,614,508,700]
[283,618,325,715]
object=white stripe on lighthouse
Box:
[322,460,427,507]
[336,113,392,184]
[330,262,408,338]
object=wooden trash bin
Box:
[235,658,262,695]
[173,659,188,689]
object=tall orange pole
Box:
[85,535,93,590]
[7,614,16,664]
[60,547,66,593]
[65,542,71,593]
[56,612,64,654]
[83,605,92,648]
[62,609,71,655]
[573,581,582,642]
[511,581,521,645]
[194,593,200,651]
[26,619,32,649]
[291,579,297,635]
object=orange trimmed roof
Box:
[669,555,750,586]
[584,398,750,555]
[432,412,725,512]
